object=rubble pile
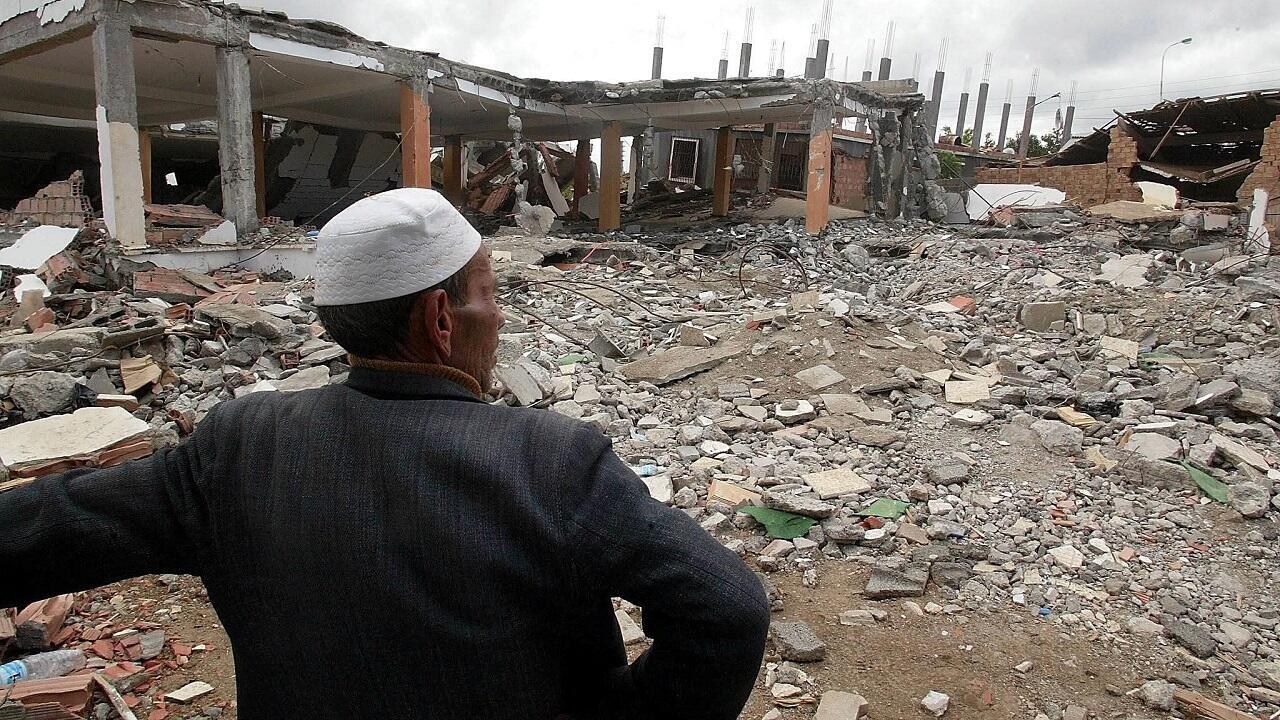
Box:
[487,212,1280,717]
[0,204,1278,718]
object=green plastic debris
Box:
[558,353,588,366]
[856,497,910,519]
[1181,461,1228,503]
[739,506,817,540]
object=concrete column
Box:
[573,138,591,217]
[804,57,816,79]
[651,47,663,80]
[814,39,829,79]
[91,18,146,250]
[738,43,752,77]
[628,134,642,202]
[806,104,833,234]
[972,82,990,152]
[718,58,728,79]
[776,67,785,79]
[757,123,776,194]
[712,126,733,216]
[955,92,969,142]
[443,135,464,205]
[1061,105,1076,149]
[1017,95,1036,161]
[927,71,945,140]
[252,112,267,218]
[139,129,153,204]
[599,123,622,231]
[215,45,258,234]
[877,57,892,81]
[997,102,1012,152]
[399,78,432,189]
[857,70,874,133]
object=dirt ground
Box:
[99,560,1175,720]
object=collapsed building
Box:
[0,0,948,274]
[975,89,1280,243]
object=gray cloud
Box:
[262,0,1280,136]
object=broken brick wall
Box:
[972,163,1110,207]
[831,150,868,210]
[973,123,1143,207]
[1105,122,1142,203]
[1237,118,1280,245]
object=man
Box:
[0,188,769,719]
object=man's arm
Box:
[563,428,770,720]
[0,409,218,609]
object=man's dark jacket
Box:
[0,368,770,719]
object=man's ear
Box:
[419,289,454,360]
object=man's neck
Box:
[347,356,484,397]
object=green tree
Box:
[936,150,963,179]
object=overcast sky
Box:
[267,0,1279,140]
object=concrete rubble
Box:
[0,193,1279,719]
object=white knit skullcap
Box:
[312,188,482,306]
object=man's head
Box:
[312,189,504,391]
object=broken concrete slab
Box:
[945,380,991,404]
[1020,301,1067,332]
[815,691,868,720]
[618,343,745,385]
[795,364,847,390]
[1095,254,1154,289]
[195,303,294,341]
[863,562,929,599]
[275,366,331,392]
[0,406,151,475]
[803,468,873,500]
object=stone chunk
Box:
[1251,660,1280,691]
[9,371,77,419]
[802,468,872,500]
[615,609,645,645]
[1137,680,1175,710]
[618,343,745,385]
[166,681,215,704]
[275,366,330,392]
[848,426,903,448]
[1020,301,1066,332]
[863,561,929,599]
[770,620,827,662]
[196,303,294,341]
[921,691,950,716]
[1228,481,1272,519]
[795,364,847,390]
[763,490,837,519]
[1031,419,1084,456]
[1125,432,1181,461]
[1047,544,1084,569]
[816,691,867,720]
[1166,621,1218,658]
[775,399,818,424]
[944,380,990,404]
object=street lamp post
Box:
[1160,37,1193,100]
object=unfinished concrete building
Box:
[0,0,946,271]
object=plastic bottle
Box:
[0,649,87,686]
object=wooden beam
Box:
[139,129,153,204]
[805,104,834,235]
[1173,688,1263,720]
[573,138,592,217]
[712,126,733,216]
[399,79,432,188]
[442,135,464,205]
[599,122,622,231]
[252,112,267,218]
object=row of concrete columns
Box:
[91,23,836,253]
